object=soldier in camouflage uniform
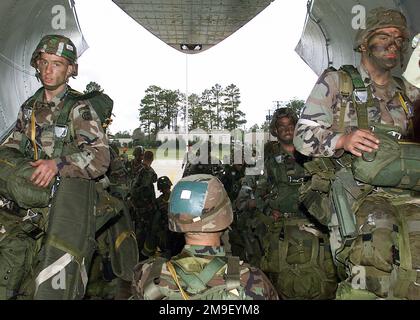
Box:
[128,145,145,180]
[131,150,157,257]
[142,176,184,258]
[294,8,420,299]
[255,108,337,299]
[229,160,265,267]
[132,174,279,300]
[0,35,110,299]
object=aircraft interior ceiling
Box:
[296,0,420,76]
[112,0,274,54]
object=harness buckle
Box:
[388,131,402,140]
[22,209,38,222]
[353,89,368,103]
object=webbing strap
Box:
[166,261,190,300]
[51,91,80,159]
[172,257,226,293]
[115,230,136,251]
[225,256,241,291]
[30,101,38,161]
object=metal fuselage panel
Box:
[0,0,88,143]
[296,0,420,76]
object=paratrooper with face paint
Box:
[294,8,420,299]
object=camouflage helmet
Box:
[168,174,233,233]
[354,8,409,52]
[31,35,78,76]
[132,145,145,158]
[269,107,298,138]
[157,176,172,191]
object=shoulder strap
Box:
[337,68,353,133]
[51,89,82,158]
[339,65,371,130]
[172,256,227,293]
[225,256,241,290]
[143,256,167,300]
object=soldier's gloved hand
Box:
[336,129,379,157]
[30,159,58,188]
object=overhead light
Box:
[180,44,203,51]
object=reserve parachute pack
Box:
[32,177,97,300]
[0,146,53,209]
[352,124,420,191]
[260,217,338,299]
[140,255,249,300]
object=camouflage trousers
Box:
[132,208,155,255]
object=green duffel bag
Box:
[261,218,338,299]
[352,126,420,191]
[0,147,53,208]
[0,209,38,299]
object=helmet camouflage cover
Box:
[31,34,78,76]
[269,107,298,138]
[168,174,233,233]
[354,7,409,51]
[132,145,145,158]
[157,176,172,191]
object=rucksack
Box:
[260,217,338,299]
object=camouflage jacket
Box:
[132,245,279,300]
[235,174,258,213]
[294,65,420,157]
[219,164,245,202]
[131,165,157,209]
[4,86,110,179]
[256,142,309,216]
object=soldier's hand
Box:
[30,159,58,188]
[271,210,282,222]
[337,129,379,157]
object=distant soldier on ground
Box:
[132,174,279,300]
[142,176,185,258]
[128,145,145,180]
[130,150,157,257]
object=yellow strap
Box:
[399,93,413,133]
[30,102,38,161]
[166,261,190,300]
[114,231,135,251]
[398,93,409,115]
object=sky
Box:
[71,0,318,135]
